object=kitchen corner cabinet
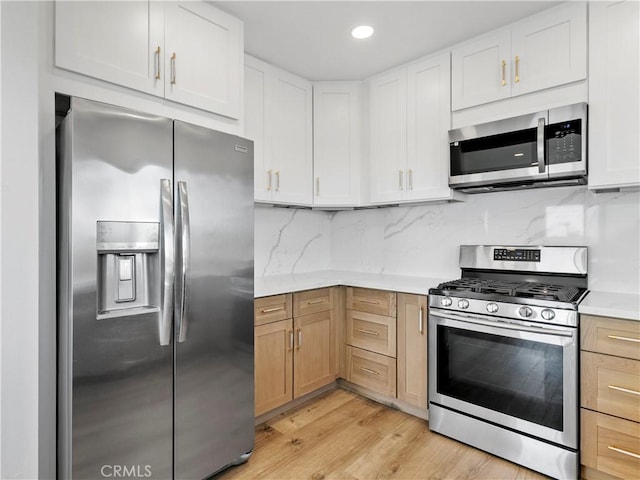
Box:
[580,315,640,480]
[55,1,242,118]
[369,51,456,205]
[397,294,427,409]
[451,2,586,111]
[254,289,335,417]
[244,55,313,206]
[313,83,362,207]
[588,1,640,191]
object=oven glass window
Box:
[437,325,563,431]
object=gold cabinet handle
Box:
[608,445,640,460]
[419,306,424,334]
[170,52,176,85]
[515,55,520,83]
[608,385,640,396]
[356,328,379,336]
[399,169,404,190]
[608,334,640,343]
[275,171,280,192]
[307,298,327,305]
[155,46,161,80]
[359,366,379,376]
[501,59,507,86]
[316,177,320,197]
[297,328,302,348]
[289,330,294,351]
[261,306,284,313]
[359,299,379,305]
[267,170,272,191]
[408,169,413,191]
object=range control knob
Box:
[458,299,470,309]
[519,306,533,318]
[441,297,453,307]
[541,309,556,321]
[486,302,499,313]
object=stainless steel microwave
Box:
[449,103,587,193]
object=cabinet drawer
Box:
[293,288,331,317]
[346,310,396,357]
[346,346,396,397]
[582,409,640,480]
[582,351,640,423]
[254,294,292,326]
[582,315,640,361]
[346,287,396,317]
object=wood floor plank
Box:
[216,389,547,480]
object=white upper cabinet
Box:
[55,1,242,118]
[588,1,640,191]
[164,2,242,118]
[452,2,587,111]
[244,55,313,206]
[313,83,361,207]
[369,53,460,205]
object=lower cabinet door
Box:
[293,311,335,398]
[346,345,396,397]
[254,318,293,416]
[397,293,427,408]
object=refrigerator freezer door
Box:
[58,98,174,479]
[173,121,255,478]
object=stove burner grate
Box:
[435,279,581,303]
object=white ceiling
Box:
[214,1,561,81]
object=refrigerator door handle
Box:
[176,180,191,343]
[159,179,174,346]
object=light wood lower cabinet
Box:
[397,293,428,409]
[345,345,396,397]
[293,310,335,398]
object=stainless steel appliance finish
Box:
[58,97,254,479]
[428,245,587,480]
[449,103,587,193]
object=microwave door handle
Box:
[537,117,546,174]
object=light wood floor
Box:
[216,388,547,480]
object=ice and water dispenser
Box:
[96,221,161,319]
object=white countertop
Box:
[255,270,446,298]
[579,291,640,322]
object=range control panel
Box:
[494,248,541,262]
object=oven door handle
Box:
[430,309,575,337]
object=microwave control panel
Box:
[546,119,582,164]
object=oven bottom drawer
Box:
[429,403,578,480]
[582,408,640,480]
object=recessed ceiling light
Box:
[351,25,374,39]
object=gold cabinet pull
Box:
[515,55,520,83]
[154,46,161,80]
[261,306,284,313]
[307,298,327,305]
[608,334,640,343]
[359,298,379,305]
[275,171,280,191]
[297,328,302,348]
[419,306,424,334]
[408,169,413,190]
[501,59,507,86]
[356,328,379,336]
[170,52,177,85]
[359,366,379,376]
[608,445,640,460]
[289,330,294,351]
[267,170,272,191]
[399,169,404,190]
[608,385,640,396]
[316,177,320,197]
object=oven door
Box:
[428,309,578,449]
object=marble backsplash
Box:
[256,186,640,294]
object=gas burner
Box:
[515,283,580,303]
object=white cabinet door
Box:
[313,83,361,207]
[588,1,640,190]
[406,52,452,201]
[270,70,313,205]
[511,2,587,97]
[244,56,271,202]
[164,2,242,119]
[451,29,511,111]
[55,1,164,96]
[369,69,408,204]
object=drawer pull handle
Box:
[356,328,379,336]
[297,328,302,348]
[609,385,640,396]
[359,299,380,305]
[261,306,284,313]
[608,334,640,343]
[608,445,640,460]
[359,367,379,376]
[307,298,327,305]
[289,330,294,351]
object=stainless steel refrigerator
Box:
[57,97,254,479]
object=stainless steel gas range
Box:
[428,245,589,480]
